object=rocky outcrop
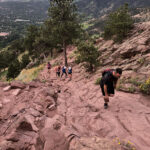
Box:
[0,77,131,150]
[1,22,150,150]
[97,22,150,72]
[0,80,60,150]
[36,128,69,150]
[96,22,150,93]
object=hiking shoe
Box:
[104,103,108,109]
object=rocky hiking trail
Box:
[0,61,150,150]
[39,63,150,150]
[1,22,150,150]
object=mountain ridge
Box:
[76,0,150,18]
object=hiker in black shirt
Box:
[100,68,122,109]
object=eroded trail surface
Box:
[41,63,150,150]
[0,63,150,150]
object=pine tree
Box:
[24,25,39,59]
[20,54,30,69]
[7,59,21,80]
[104,3,134,42]
[48,0,82,66]
[76,41,99,72]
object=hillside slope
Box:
[77,0,150,18]
[0,22,150,150]
[0,62,150,150]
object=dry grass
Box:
[16,64,45,83]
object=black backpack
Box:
[102,69,114,77]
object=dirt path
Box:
[39,63,150,150]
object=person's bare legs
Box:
[109,94,114,97]
[103,94,114,109]
[68,74,72,80]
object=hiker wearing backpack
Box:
[55,65,61,77]
[68,66,72,80]
[100,68,122,109]
[61,65,67,78]
[47,62,51,74]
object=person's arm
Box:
[103,74,110,100]
[104,84,109,99]
[113,79,118,89]
[104,84,108,96]
[104,84,109,102]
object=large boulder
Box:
[11,81,26,89]
[36,128,69,150]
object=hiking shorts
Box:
[100,80,114,96]
[57,72,60,77]
[68,72,72,74]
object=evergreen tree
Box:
[34,22,56,58]
[24,25,39,58]
[76,41,100,72]
[48,0,82,66]
[7,59,21,80]
[104,3,134,42]
[0,51,16,71]
[20,54,30,69]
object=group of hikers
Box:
[47,61,123,109]
[47,62,73,80]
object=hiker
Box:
[68,66,72,80]
[55,65,61,77]
[47,62,51,74]
[100,68,122,109]
[61,65,67,78]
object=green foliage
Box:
[0,50,16,71]
[128,78,142,86]
[127,86,136,93]
[76,41,100,72]
[137,58,145,65]
[24,25,39,53]
[140,77,150,95]
[95,77,101,85]
[9,39,25,53]
[82,22,94,30]
[16,64,44,83]
[7,59,21,80]
[48,0,82,66]
[113,137,136,150]
[0,33,20,49]
[20,54,30,69]
[103,3,134,43]
[0,70,8,81]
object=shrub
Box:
[16,64,44,82]
[95,77,101,85]
[20,54,30,69]
[113,137,136,150]
[103,3,134,43]
[140,77,150,94]
[7,59,21,80]
[76,41,100,72]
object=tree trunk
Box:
[90,63,93,72]
[50,49,53,58]
[63,42,68,66]
[43,53,46,63]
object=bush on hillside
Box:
[140,77,150,95]
[103,3,134,43]
[7,59,21,80]
[95,77,101,85]
[76,41,100,72]
[20,54,30,69]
